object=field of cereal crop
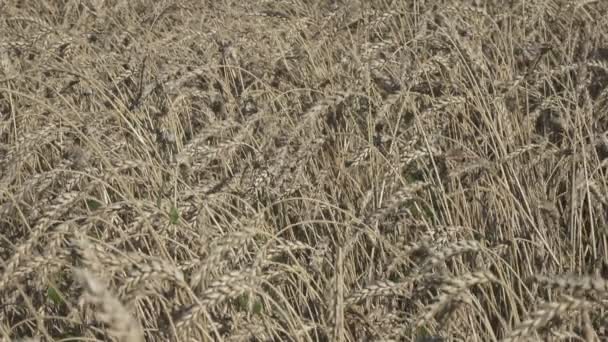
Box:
[2,0,608,341]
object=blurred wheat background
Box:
[1,0,608,341]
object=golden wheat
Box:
[2,0,608,340]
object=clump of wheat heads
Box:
[417,271,499,328]
[75,269,145,342]
[174,268,260,331]
[501,296,595,342]
[500,273,608,341]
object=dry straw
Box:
[2,0,608,340]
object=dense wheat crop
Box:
[2,0,608,341]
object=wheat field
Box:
[1,0,608,341]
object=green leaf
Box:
[47,285,64,306]
[415,325,436,341]
[234,294,263,315]
[86,199,102,211]
[251,299,263,315]
[169,205,179,225]
[235,293,249,310]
